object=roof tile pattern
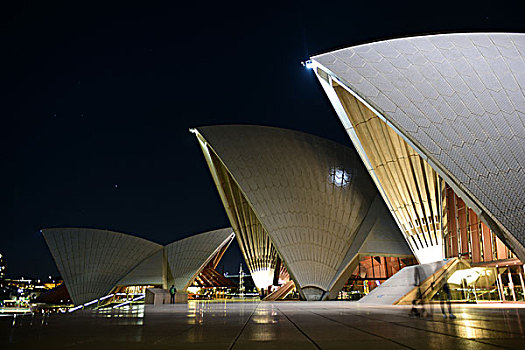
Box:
[116,250,164,286]
[165,228,234,291]
[42,228,162,305]
[197,126,381,292]
[313,33,525,244]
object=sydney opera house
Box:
[44,32,525,305]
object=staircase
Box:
[358,258,463,305]
[263,280,295,301]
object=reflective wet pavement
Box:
[2,301,525,349]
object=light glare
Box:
[251,268,275,290]
[301,60,314,69]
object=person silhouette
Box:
[440,281,456,319]
[169,285,177,304]
[410,266,428,317]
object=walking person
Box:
[410,266,428,317]
[169,285,177,304]
[440,281,456,319]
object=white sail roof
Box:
[42,228,162,305]
[196,125,408,299]
[165,227,234,291]
[312,33,525,259]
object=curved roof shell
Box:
[312,33,525,260]
[193,134,279,289]
[165,227,235,291]
[42,228,162,305]
[116,250,164,286]
[196,125,409,299]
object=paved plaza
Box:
[2,301,525,349]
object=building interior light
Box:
[69,305,83,312]
[330,167,351,187]
[83,299,98,306]
[113,295,145,309]
[99,294,114,301]
[251,268,275,290]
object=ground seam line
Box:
[309,310,415,350]
[393,309,525,337]
[389,319,514,350]
[345,310,511,350]
[276,305,322,350]
[228,302,259,350]
[152,324,196,345]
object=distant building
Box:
[0,253,5,299]
[0,253,5,281]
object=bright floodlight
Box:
[302,60,314,69]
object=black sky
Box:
[2,0,524,278]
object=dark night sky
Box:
[2,1,524,278]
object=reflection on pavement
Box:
[2,301,525,349]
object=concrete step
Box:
[263,280,295,301]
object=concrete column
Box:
[162,249,168,290]
[497,271,506,301]
[508,270,516,302]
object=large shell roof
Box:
[312,33,525,246]
[197,125,402,294]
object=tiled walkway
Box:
[2,301,525,349]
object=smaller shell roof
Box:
[42,228,162,305]
[165,227,234,291]
[312,33,525,253]
[43,227,235,304]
